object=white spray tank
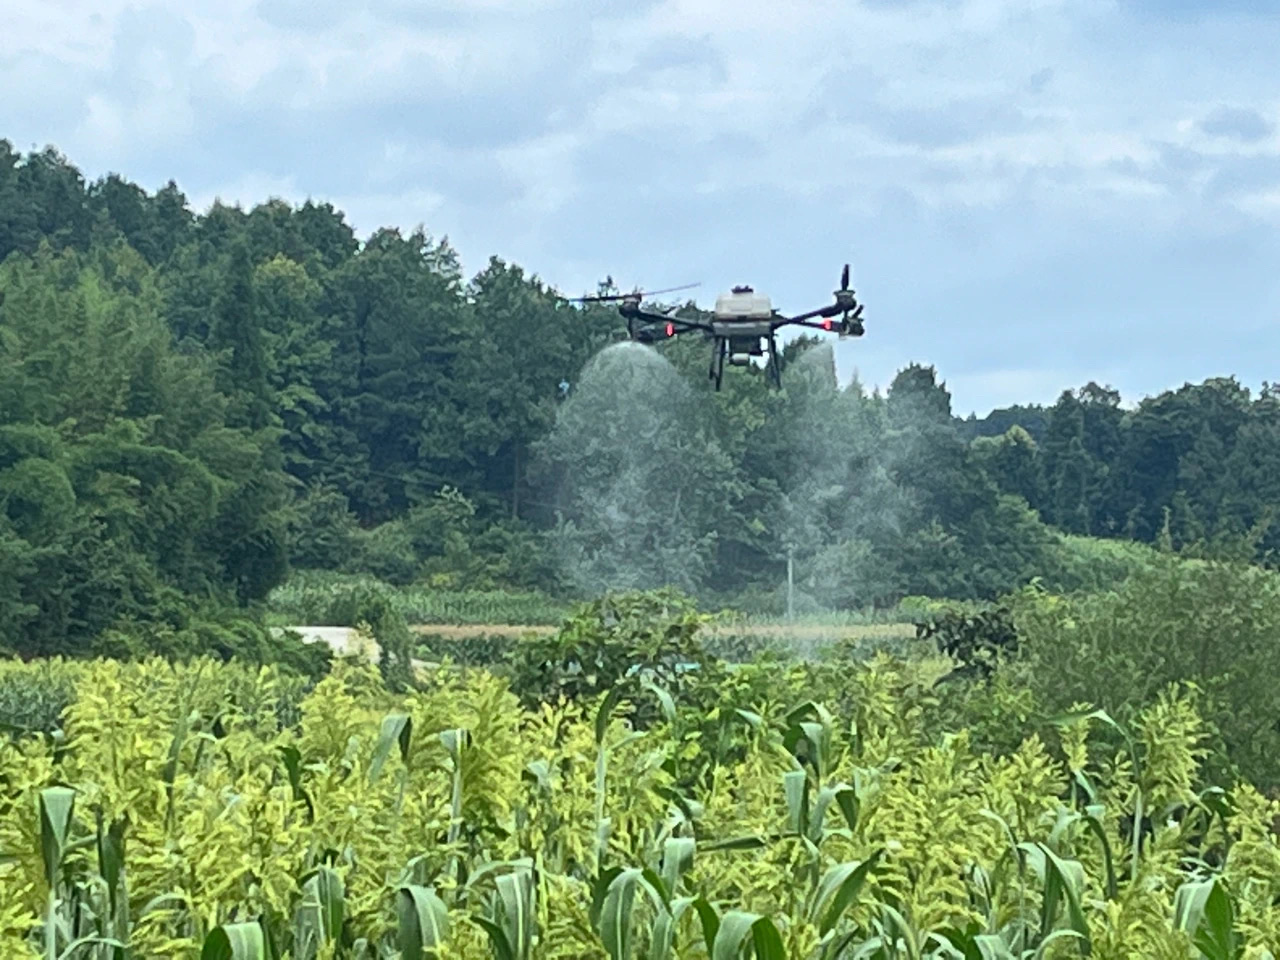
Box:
[714,285,773,320]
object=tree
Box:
[0,243,292,654]
[209,239,273,429]
[971,425,1046,512]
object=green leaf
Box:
[692,897,720,955]
[591,867,624,930]
[784,770,809,835]
[1192,879,1238,960]
[95,812,126,914]
[1174,878,1215,935]
[594,866,669,959]
[644,680,677,725]
[370,712,413,782]
[310,865,346,943]
[200,923,267,960]
[56,936,127,960]
[1079,810,1116,901]
[812,850,882,935]
[661,837,696,896]
[596,684,628,746]
[278,745,311,814]
[809,784,859,842]
[38,786,76,889]
[396,884,449,960]
[494,868,535,960]
[439,726,471,762]
[1019,842,1091,954]
[974,933,1017,960]
[1031,930,1087,960]
[648,897,694,960]
[699,835,767,853]
[712,911,786,960]
[475,917,515,960]
[599,869,639,960]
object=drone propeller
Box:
[568,282,700,304]
[815,263,864,333]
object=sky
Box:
[2,0,1279,417]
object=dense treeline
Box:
[0,140,1273,654]
[967,379,1280,556]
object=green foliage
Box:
[0,662,73,737]
[1,645,1278,958]
[1039,533,1161,594]
[916,602,1018,681]
[91,602,332,680]
[0,241,294,658]
[1007,553,1280,789]
[269,571,569,626]
[11,137,1280,670]
[506,589,717,717]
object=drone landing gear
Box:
[766,332,782,389]
[709,338,727,391]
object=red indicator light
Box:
[666,322,675,337]
[822,319,832,330]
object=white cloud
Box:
[2,0,1280,413]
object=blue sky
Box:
[2,0,1278,416]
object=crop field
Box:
[2,635,1277,958]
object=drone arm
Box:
[622,304,713,333]
[776,302,865,334]
[775,304,842,326]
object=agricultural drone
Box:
[571,265,866,390]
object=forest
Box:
[3,139,1279,660]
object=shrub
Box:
[506,588,720,720]
[1009,553,1280,789]
[90,604,332,680]
[916,601,1019,681]
[1040,533,1162,594]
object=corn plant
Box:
[1,654,1279,958]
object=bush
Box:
[91,604,332,680]
[1008,553,1280,789]
[415,631,516,667]
[351,520,420,585]
[506,588,720,721]
[916,602,1019,681]
[284,578,416,690]
[285,483,361,571]
[268,571,569,626]
[1040,533,1161,594]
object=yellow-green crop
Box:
[0,653,1276,959]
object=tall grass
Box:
[268,571,570,626]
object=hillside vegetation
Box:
[3,140,1279,660]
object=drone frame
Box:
[607,265,865,390]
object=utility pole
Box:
[786,544,795,622]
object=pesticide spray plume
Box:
[529,335,939,664]
[530,341,727,597]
